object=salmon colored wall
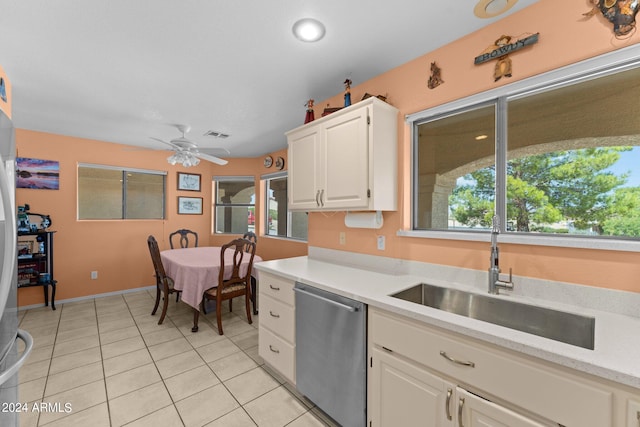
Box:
[307,0,640,293]
[15,133,306,307]
[0,65,11,118]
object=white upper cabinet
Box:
[287,97,398,211]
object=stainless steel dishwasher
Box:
[294,282,367,427]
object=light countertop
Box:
[254,254,640,390]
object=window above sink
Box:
[406,46,640,252]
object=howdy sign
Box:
[474,33,539,65]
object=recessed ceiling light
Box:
[474,0,518,18]
[292,18,326,42]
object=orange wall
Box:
[307,0,640,293]
[15,132,306,307]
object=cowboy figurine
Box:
[492,35,513,82]
[304,99,315,124]
[344,79,352,107]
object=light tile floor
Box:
[17,290,338,427]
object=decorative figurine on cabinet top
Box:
[583,0,639,37]
[304,99,315,124]
[344,78,352,107]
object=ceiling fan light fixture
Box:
[292,18,326,42]
[168,151,200,167]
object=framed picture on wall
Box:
[177,172,201,191]
[177,197,203,215]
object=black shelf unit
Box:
[17,230,57,310]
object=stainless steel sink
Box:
[391,283,595,350]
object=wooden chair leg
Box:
[151,285,161,315]
[158,293,169,325]
[245,293,253,325]
[192,306,200,333]
[251,277,258,315]
[216,300,224,335]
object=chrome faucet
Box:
[488,215,514,294]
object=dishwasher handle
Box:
[293,287,359,312]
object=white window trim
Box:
[405,44,640,253]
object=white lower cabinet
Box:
[370,346,455,426]
[258,271,296,384]
[367,307,627,427]
[457,388,547,427]
[627,399,640,427]
[369,346,548,427]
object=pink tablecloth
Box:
[160,246,261,310]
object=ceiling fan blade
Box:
[194,152,228,165]
[199,147,231,155]
[150,137,181,150]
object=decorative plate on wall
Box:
[264,156,273,168]
[275,156,285,170]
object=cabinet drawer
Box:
[370,308,613,427]
[259,326,295,384]
[259,272,295,306]
[260,294,295,343]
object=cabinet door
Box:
[321,105,370,209]
[457,388,550,427]
[627,399,640,427]
[288,125,321,210]
[369,347,454,427]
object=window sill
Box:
[397,229,640,253]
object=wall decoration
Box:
[584,0,639,37]
[322,104,342,116]
[177,172,201,191]
[304,99,315,124]
[344,78,352,107]
[475,33,539,82]
[177,196,203,215]
[427,62,444,89]
[264,155,273,168]
[275,156,285,170]
[16,157,60,190]
[361,93,388,103]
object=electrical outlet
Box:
[339,232,346,245]
[91,271,98,280]
[377,235,385,250]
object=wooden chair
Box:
[242,231,259,314]
[147,235,177,325]
[196,238,255,335]
[169,229,198,302]
[169,229,199,249]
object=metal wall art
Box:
[584,0,640,37]
[427,62,444,89]
[475,33,539,82]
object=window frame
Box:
[404,44,640,252]
[77,163,166,220]
[262,171,308,241]
[213,175,255,235]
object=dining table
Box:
[160,246,262,332]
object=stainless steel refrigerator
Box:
[0,108,33,426]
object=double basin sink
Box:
[391,283,595,350]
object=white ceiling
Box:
[0,0,538,159]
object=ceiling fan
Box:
[150,124,229,166]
